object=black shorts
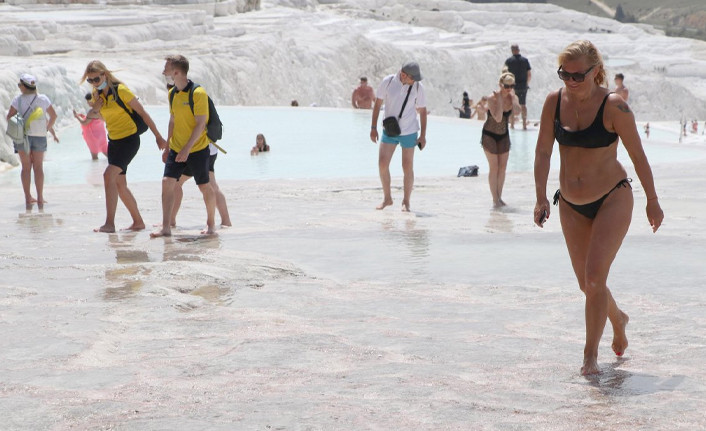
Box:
[514,86,528,105]
[107,133,140,175]
[182,153,217,178]
[164,146,210,185]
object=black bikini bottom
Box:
[553,178,632,219]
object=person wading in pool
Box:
[369,62,427,212]
[533,40,663,376]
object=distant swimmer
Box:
[73,93,108,160]
[250,133,270,156]
[454,91,472,119]
[351,77,375,109]
[480,71,521,208]
[614,73,629,102]
[473,96,488,121]
[644,122,650,139]
[6,73,59,209]
[370,61,427,212]
[82,60,167,233]
[534,40,663,376]
[151,54,217,238]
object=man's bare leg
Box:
[521,105,528,130]
[401,146,415,212]
[377,143,396,210]
[151,177,178,238]
[199,182,217,235]
[170,175,190,227]
[210,173,231,226]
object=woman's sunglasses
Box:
[86,76,102,84]
[557,65,594,83]
[503,84,515,89]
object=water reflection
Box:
[585,359,685,397]
[380,218,430,276]
[485,209,514,233]
[103,232,150,301]
[17,206,63,233]
[161,234,221,262]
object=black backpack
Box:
[169,83,223,143]
[113,85,149,135]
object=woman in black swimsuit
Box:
[533,40,664,376]
[481,71,520,208]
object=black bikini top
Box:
[554,89,618,148]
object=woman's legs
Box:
[17,151,35,205]
[30,151,45,207]
[116,174,145,231]
[559,186,633,375]
[496,151,509,205]
[484,150,502,207]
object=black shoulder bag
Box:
[382,84,413,137]
[113,85,148,135]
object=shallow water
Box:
[1,107,702,188]
[1,165,705,429]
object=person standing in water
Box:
[534,40,663,376]
[82,60,167,233]
[480,72,520,208]
[73,93,108,160]
[151,54,217,237]
[369,61,427,212]
[6,73,59,208]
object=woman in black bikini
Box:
[481,72,520,208]
[533,40,663,376]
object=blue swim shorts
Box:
[381,131,418,149]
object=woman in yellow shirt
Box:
[81,60,167,233]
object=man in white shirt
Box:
[369,62,427,212]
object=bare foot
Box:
[220,220,232,227]
[401,201,411,212]
[376,199,393,210]
[498,199,507,207]
[26,196,38,204]
[201,225,217,235]
[122,222,145,232]
[581,356,601,376]
[150,228,172,238]
[611,311,629,357]
[94,224,116,233]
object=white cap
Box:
[20,73,37,88]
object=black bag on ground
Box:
[113,86,149,135]
[458,165,479,177]
[382,84,413,137]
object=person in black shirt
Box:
[504,44,532,129]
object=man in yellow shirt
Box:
[151,55,216,237]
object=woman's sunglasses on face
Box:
[557,65,594,82]
[503,84,515,89]
[86,76,102,84]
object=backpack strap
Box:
[188,84,201,116]
[168,86,177,111]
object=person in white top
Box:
[369,62,427,212]
[6,73,59,208]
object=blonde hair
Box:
[80,60,123,87]
[499,71,515,85]
[557,40,606,87]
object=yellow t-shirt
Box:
[169,83,210,153]
[97,83,138,140]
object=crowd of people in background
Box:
[4,38,670,377]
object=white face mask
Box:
[164,74,175,86]
[97,80,108,91]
